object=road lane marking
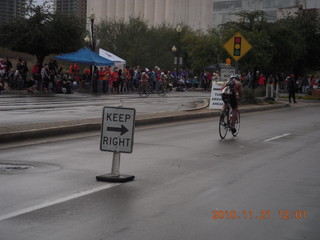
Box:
[263,133,291,142]
[0,183,120,222]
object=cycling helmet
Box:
[229,74,240,80]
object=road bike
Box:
[138,81,151,97]
[218,98,240,139]
[157,81,167,96]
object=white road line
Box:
[0,183,120,222]
[263,133,291,142]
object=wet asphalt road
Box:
[0,104,319,240]
[0,92,209,127]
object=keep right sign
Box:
[100,107,136,153]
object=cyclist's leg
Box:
[221,94,228,113]
[146,82,151,92]
[158,82,165,95]
[230,95,238,128]
[229,96,238,130]
[138,82,144,95]
[222,104,227,113]
[231,108,237,127]
[231,108,240,136]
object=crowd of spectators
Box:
[238,71,320,94]
[91,65,209,94]
[0,58,205,94]
[1,56,319,95]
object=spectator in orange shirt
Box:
[111,68,119,93]
[97,67,106,94]
[105,66,112,93]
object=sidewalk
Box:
[0,99,299,143]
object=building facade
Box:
[0,0,27,23]
[54,0,87,19]
[87,0,213,31]
[213,0,319,28]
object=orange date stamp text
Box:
[211,210,307,220]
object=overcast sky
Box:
[307,0,320,8]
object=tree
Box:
[182,29,222,74]
[0,1,86,65]
[219,10,320,76]
[267,17,306,74]
[97,17,149,68]
[97,17,179,70]
[219,11,276,74]
[292,11,320,74]
[234,10,268,31]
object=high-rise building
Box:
[86,0,213,31]
[213,0,319,28]
[0,0,27,23]
[54,0,87,19]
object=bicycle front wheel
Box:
[231,110,240,137]
[145,85,151,96]
[219,112,228,139]
[138,85,149,97]
[158,85,167,96]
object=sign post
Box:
[97,106,136,182]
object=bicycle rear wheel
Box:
[231,109,240,137]
[219,111,228,139]
[138,86,144,97]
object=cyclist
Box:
[159,72,167,88]
[140,72,149,85]
[221,74,244,134]
[139,72,149,90]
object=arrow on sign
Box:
[107,125,129,135]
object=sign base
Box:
[96,174,135,183]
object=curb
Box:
[0,123,101,143]
[0,103,289,143]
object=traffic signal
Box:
[233,37,241,56]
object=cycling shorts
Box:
[222,93,238,109]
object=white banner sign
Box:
[209,82,224,109]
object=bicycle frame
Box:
[219,100,240,139]
[138,81,151,97]
[158,81,167,96]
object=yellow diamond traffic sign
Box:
[223,32,252,62]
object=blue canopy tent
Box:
[54,48,114,93]
[54,47,114,66]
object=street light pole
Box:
[171,45,177,82]
[84,9,96,93]
[176,25,182,81]
[172,25,182,83]
[89,9,95,52]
